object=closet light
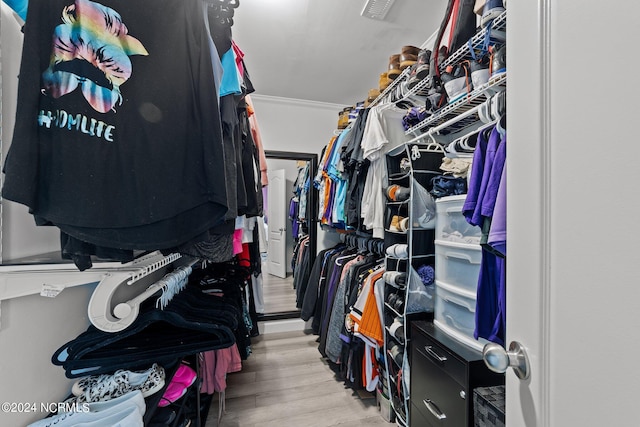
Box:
[361,0,396,20]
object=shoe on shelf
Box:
[388,215,407,233]
[72,363,165,404]
[385,184,410,202]
[379,72,392,91]
[389,344,405,366]
[157,363,197,407]
[489,45,506,80]
[27,403,143,427]
[386,244,409,259]
[441,63,473,103]
[414,49,431,80]
[389,318,405,341]
[337,109,349,130]
[481,0,505,27]
[470,57,490,88]
[399,45,420,71]
[171,364,198,387]
[388,54,401,80]
[407,49,432,90]
[367,88,380,102]
[383,271,407,288]
[147,407,177,426]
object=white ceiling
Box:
[233,0,448,106]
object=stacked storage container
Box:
[434,195,489,352]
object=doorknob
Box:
[483,341,531,380]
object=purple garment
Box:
[462,129,490,225]
[480,134,506,218]
[469,127,501,226]
[474,250,505,345]
[488,161,506,256]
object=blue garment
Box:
[474,250,505,345]
[332,178,348,227]
[4,0,27,20]
[327,127,350,180]
[219,48,242,96]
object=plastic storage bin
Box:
[435,195,482,244]
[434,280,489,351]
[435,240,482,293]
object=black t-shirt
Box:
[3,0,228,246]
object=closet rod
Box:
[407,103,483,144]
[451,119,497,145]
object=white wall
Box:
[0,284,98,425]
[250,94,343,153]
[251,95,344,253]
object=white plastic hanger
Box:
[87,253,194,332]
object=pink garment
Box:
[245,95,268,186]
[231,41,244,77]
[233,228,243,255]
[200,344,243,394]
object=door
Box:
[267,169,287,279]
[508,1,640,426]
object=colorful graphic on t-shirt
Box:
[41,0,148,113]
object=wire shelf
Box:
[369,66,413,108]
[441,10,507,70]
[404,72,507,135]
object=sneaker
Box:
[481,0,505,27]
[383,271,407,288]
[157,364,197,407]
[72,363,166,403]
[414,49,432,81]
[441,64,473,103]
[28,403,142,427]
[389,319,405,341]
[386,244,408,259]
[385,185,410,202]
[470,58,490,88]
[171,364,198,387]
[490,45,506,80]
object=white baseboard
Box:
[258,318,311,334]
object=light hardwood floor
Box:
[262,272,298,314]
[206,331,390,427]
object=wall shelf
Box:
[404,73,506,136]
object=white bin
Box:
[435,240,482,293]
[435,195,482,245]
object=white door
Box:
[267,169,287,279]
[507,2,640,426]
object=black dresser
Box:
[410,321,504,427]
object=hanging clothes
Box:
[462,125,507,346]
[3,0,231,265]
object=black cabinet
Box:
[410,321,503,427]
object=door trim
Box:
[265,150,318,268]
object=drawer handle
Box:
[425,345,447,363]
[423,399,447,420]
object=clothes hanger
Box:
[87,253,194,333]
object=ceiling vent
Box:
[361,0,396,20]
